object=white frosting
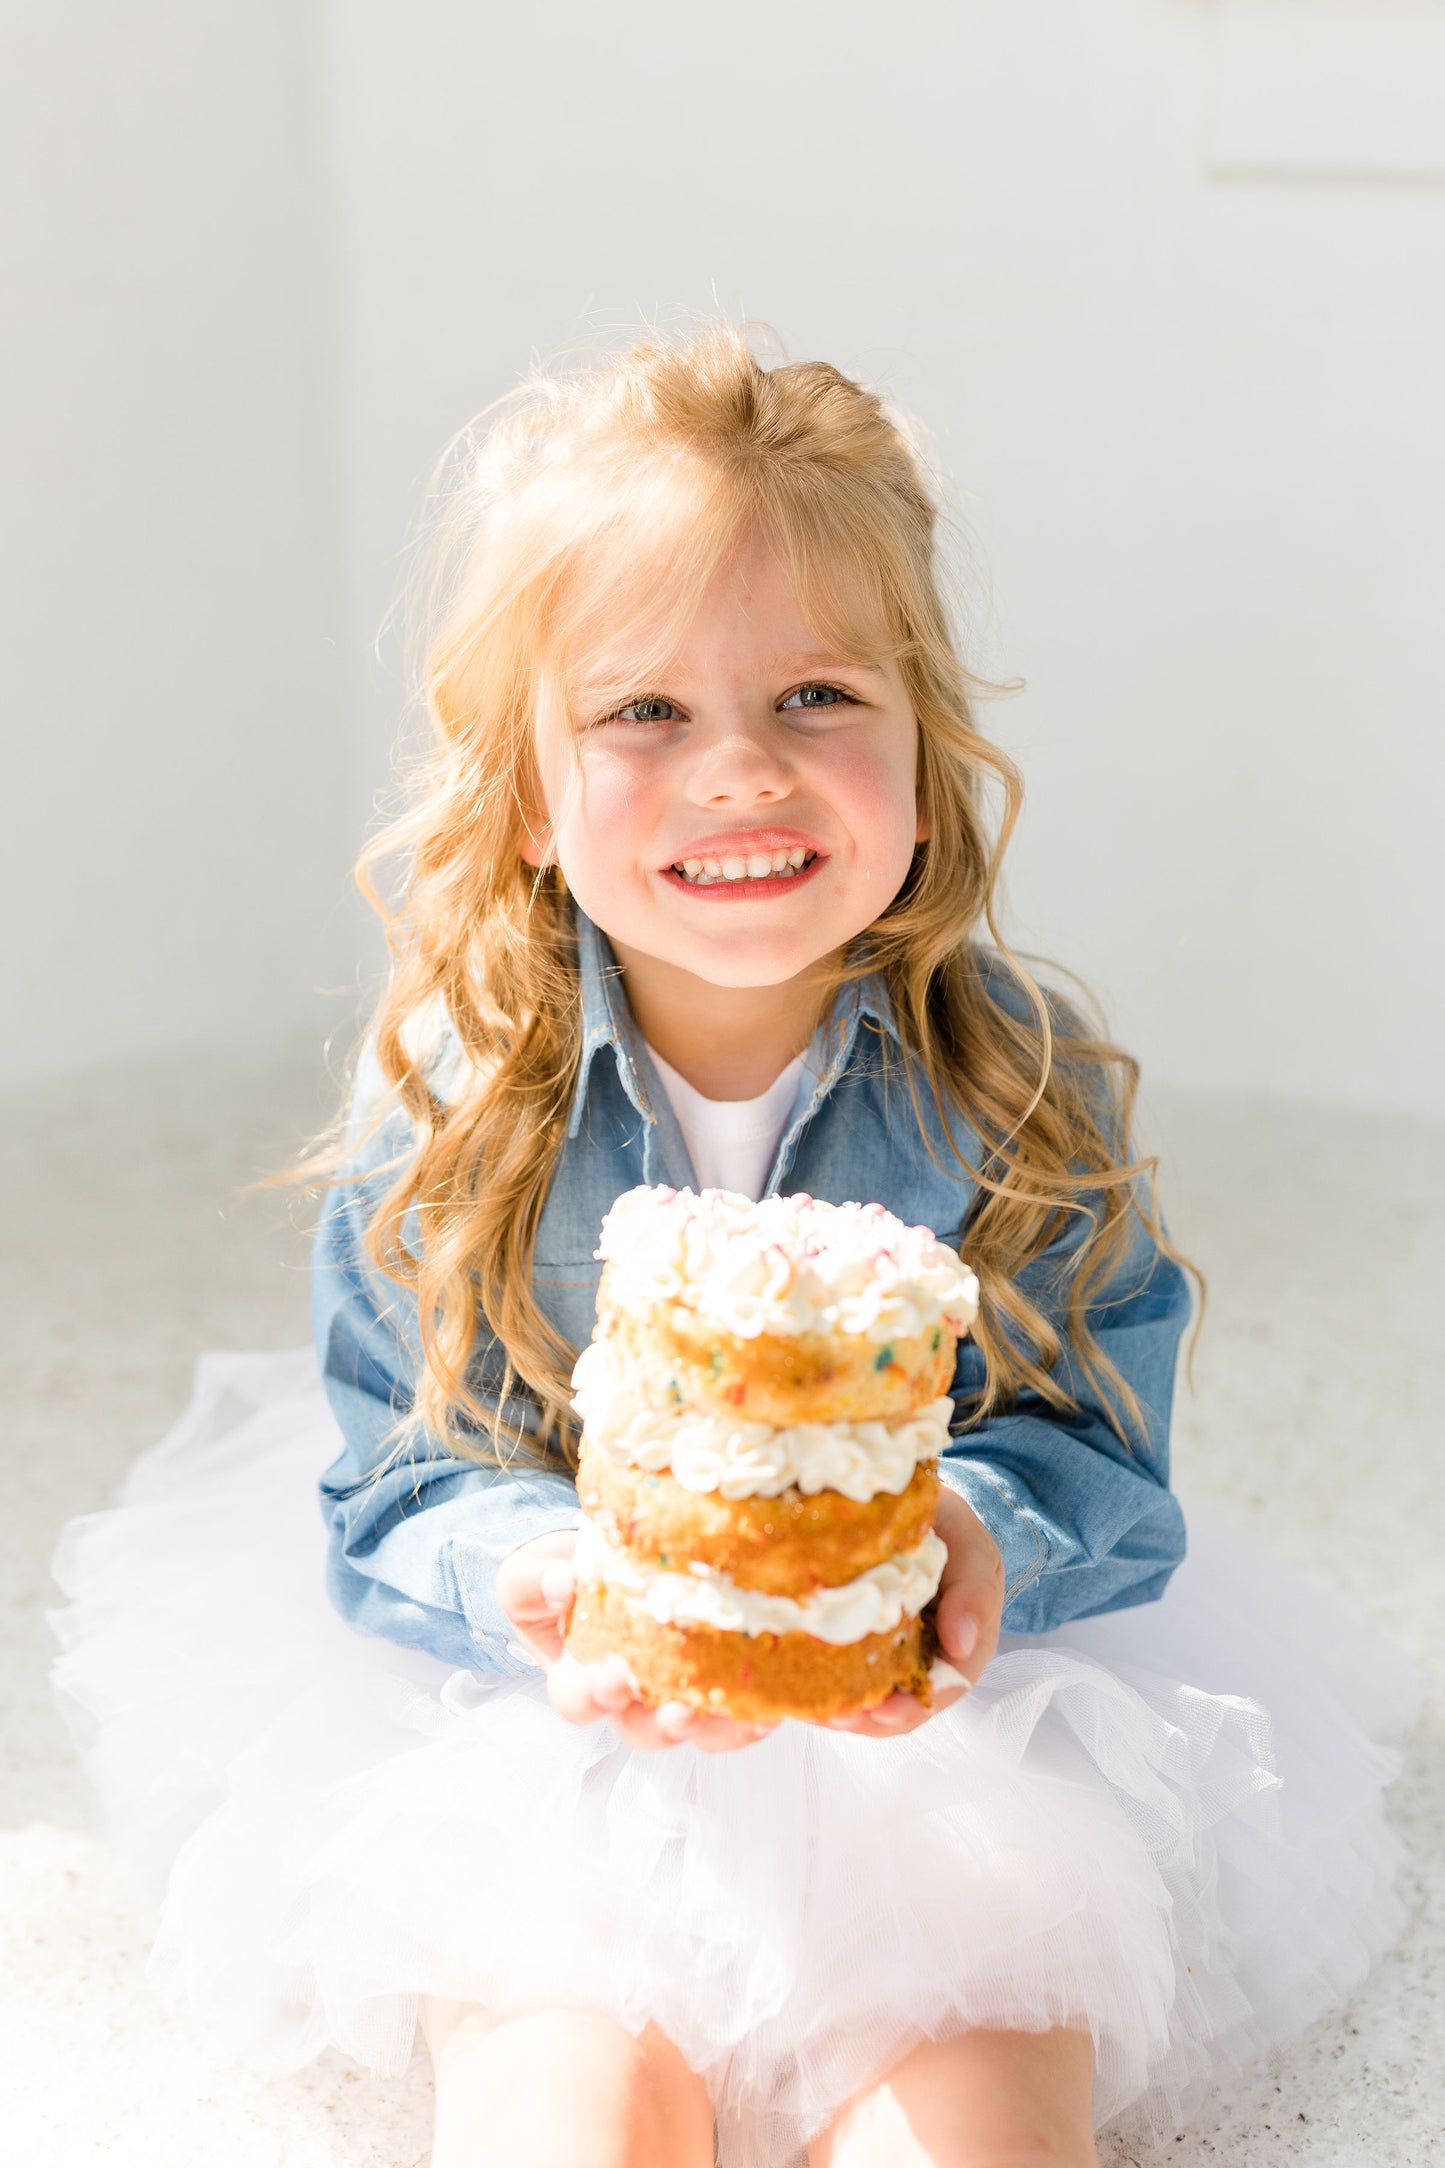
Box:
[595,1185,980,1344]
[573,1515,947,1646]
[572,1338,952,1502]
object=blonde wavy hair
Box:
[291,323,1199,1475]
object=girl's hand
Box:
[820,1484,1004,1740]
[497,1530,779,1755]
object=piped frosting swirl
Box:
[595,1185,980,1344]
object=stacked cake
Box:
[562,1185,980,1724]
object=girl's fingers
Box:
[824,1694,927,1737]
[930,1488,1005,1691]
[614,1699,776,1754]
[654,1700,700,1741]
[539,1560,574,1608]
[552,1648,775,1752]
[547,1655,776,1751]
[543,1651,591,1724]
[547,1649,636,1725]
[823,1676,971,1737]
[497,1535,577,1667]
[691,1715,778,1754]
[556,1647,968,1747]
[608,1701,697,1752]
[934,1581,990,1686]
[514,1606,568,1668]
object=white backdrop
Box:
[2,2,358,1088]
[6,0,1443,1114]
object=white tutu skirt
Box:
[49,1350,1421,2168]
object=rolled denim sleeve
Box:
[936,1197,1190,1634]
[312,1053,581,1678]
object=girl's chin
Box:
[655,928,844,988]
[587,886,872,987]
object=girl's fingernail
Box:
[950,1615,979,1660]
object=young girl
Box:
[51,327,1419,2168]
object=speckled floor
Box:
[1,1062,1439,2166]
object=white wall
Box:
[319,0,1445,1117]
[6,2,1441,1115]
[1,1,359,1090]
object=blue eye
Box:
[781,682,856,710]
[614,697,681,723]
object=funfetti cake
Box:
[562,1185,981,1725]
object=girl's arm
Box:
[938,1187,1191,1634]
[311,1054,581,1679]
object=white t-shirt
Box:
[644,1043,807,1203]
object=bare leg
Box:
[807,2025,1099,2168]
[420,1995,717,2168]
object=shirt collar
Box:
[566,903,901,1141]
[825,959,901,1064]
[568,907,647,1136]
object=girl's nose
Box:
[685,721,793,806]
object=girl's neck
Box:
[608,939,828,1100]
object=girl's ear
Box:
[517,794,555,866]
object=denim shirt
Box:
[314,908,1190,1678]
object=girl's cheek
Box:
[834,758,921,868]
[819,733,916,816]
[566,752,663,856]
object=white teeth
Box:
[673,848,816,885]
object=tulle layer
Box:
[49,1350,1421,2168]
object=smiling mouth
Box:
[669,847,818,886]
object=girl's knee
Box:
[419,1993,491,2068]
[808,2025,1097,2168]
[425,2001,715,2168]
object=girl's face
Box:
[522,528,926,991]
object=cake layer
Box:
[594,1186,980,1343]
[577,1434,941,1594]
[565,1578,937,1723]
[570,1513,947,1643]
[571,1337,953,1500]
[594,1291,958,1425]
